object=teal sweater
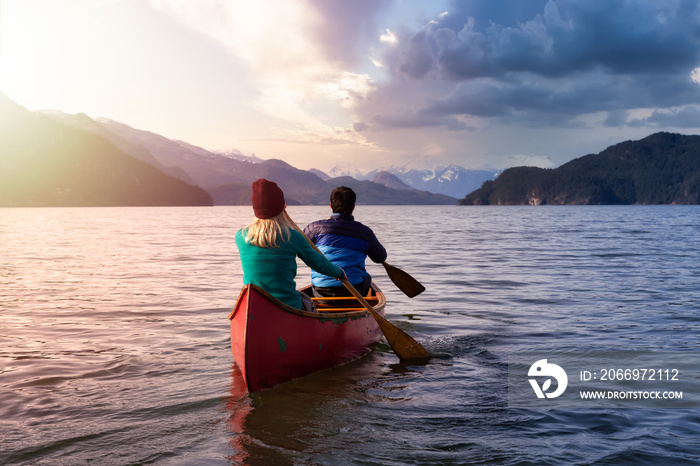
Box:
[235,227,343,309]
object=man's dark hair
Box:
[330,186,356,214]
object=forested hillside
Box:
[461,133,700,205]
[0,94,212,207]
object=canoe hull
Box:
[229,284,385,392]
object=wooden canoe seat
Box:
[311,296,379,302]
[316,307,365,312]
[311,295,378,312]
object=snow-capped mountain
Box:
[325,163,367,180]
[391,165,501,199]
[324,162,499,198]
[212,148,264,164]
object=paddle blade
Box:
[374,316,432,363]
[340,278,431,364]
[383,262,425,298]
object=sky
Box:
[3,0,700,173]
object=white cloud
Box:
[148,0,321,72]
[148,0,373,147]
[316,72,374,108]
[692,67,700,84]
[379,28,398,44]
[369,57,385,68]
[422,142,445,157]
[502,154,556,169]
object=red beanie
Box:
[252,179,285,219]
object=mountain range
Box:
[324,163,500,199]
[460,132,700,205]
[10,92,694,208]
[88,118,459,204]
[1,94,457,206]
[0,94,212,207]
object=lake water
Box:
[2,205,700,465]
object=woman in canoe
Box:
[235,178,346,311]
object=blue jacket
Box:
[303,214,387,288]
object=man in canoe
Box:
[235,179,346,311]
[303,186,387,298]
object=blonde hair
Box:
[244,209,295,248]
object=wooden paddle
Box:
[286,213,431,363]
[382,262,425,298]
[339,277,431,363]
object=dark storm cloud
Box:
[629,106,700,128]
[439,0,551,32]
[353,121,369,132]
[370,0,700,131]
[397,31,436,79]
[419,72,700,128]
[401,0,700,80]
[373,111,468,131]
[604,110,629,127]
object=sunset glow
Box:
[3,0,700,172]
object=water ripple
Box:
[2,206,700,465]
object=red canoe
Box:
[228,283,386,392]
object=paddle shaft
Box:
[338,277,431,362]
[339,277,384,322]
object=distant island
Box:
[460,132,700,205]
